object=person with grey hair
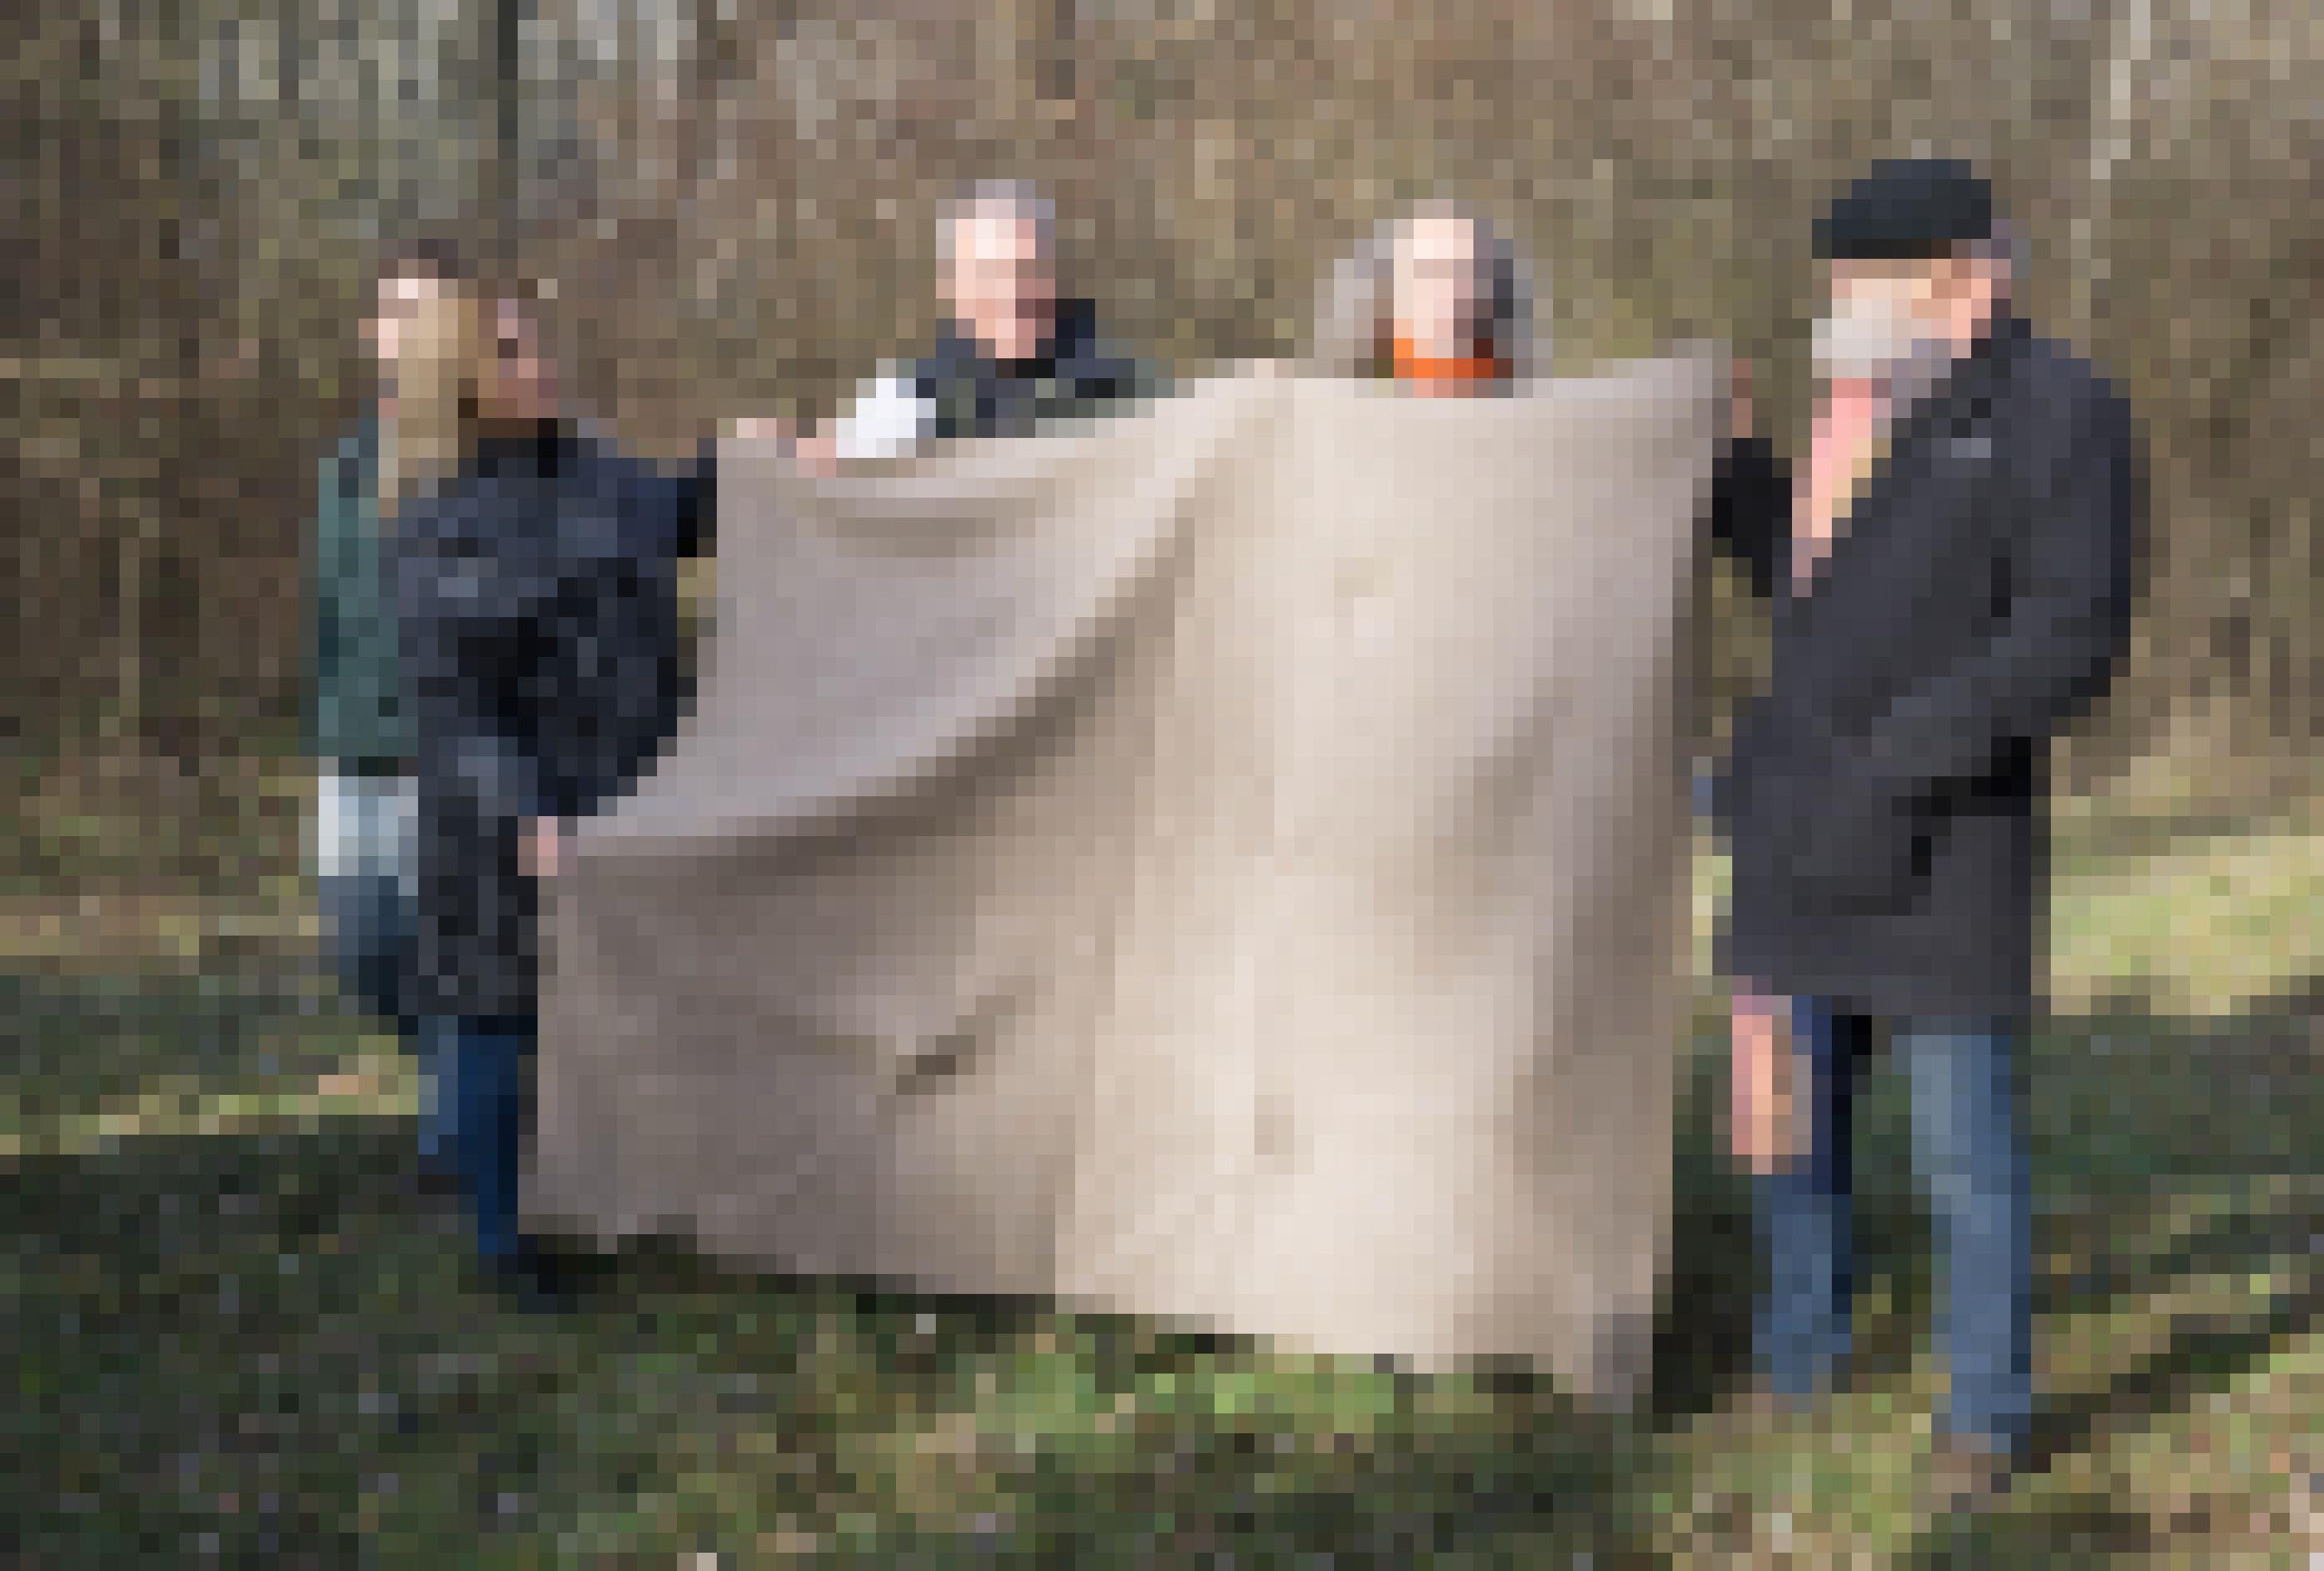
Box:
[1309,201,1544,389]
[812,179,1158,462]
[1706,158,2140,1511]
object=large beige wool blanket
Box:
[531,358,1722,1402]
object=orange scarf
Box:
[1391,335,1506,394]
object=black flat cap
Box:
[1816,158,1996,261]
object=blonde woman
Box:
[312,237,485,1183]
[1309,201,1545,392]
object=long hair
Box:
[1307,203,1547,382]
[377,279,495,516]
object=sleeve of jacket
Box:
[309,437,356,760]
[539,546,684,824]
[1848,378,2139,802]
[616,450,714,561]
[397,514,556,829]
[1707,435,1788,601]
[310,455,339,760]
[675,440,716,558]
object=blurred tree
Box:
[7,0,2322,839]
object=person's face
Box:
[1825,252,2001,359]
[944,210,1056,364]
[362,270,443,385]
[481,299,554,420]
[1392,214,1485,357]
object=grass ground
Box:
[9,800,2324,1565]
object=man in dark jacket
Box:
[1708,159,2141,1500]
[813,179,1158,462]
[395,304,705,1299]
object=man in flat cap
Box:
[1708,158,2142,1507]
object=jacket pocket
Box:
[1781,780,1917,910]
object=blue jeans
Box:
[315,771,438,1155]
[420,1014,539,1265]
[318,868,412,1028]
[1752,1000,2032,1449]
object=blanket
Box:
[530,357,1723,1401]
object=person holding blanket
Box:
[741,180,1158,467]
[394,282,704,1305]
[1309,199,1542,391]
[1707,158,2141,1510]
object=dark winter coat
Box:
[908,296,1157,442]
[1708,313,2142,1020]
[394,420,708,1019]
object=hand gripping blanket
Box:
[530,357,1723,1403]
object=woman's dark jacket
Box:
[1707,313,2142,1021]
[393,421,710,1020]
